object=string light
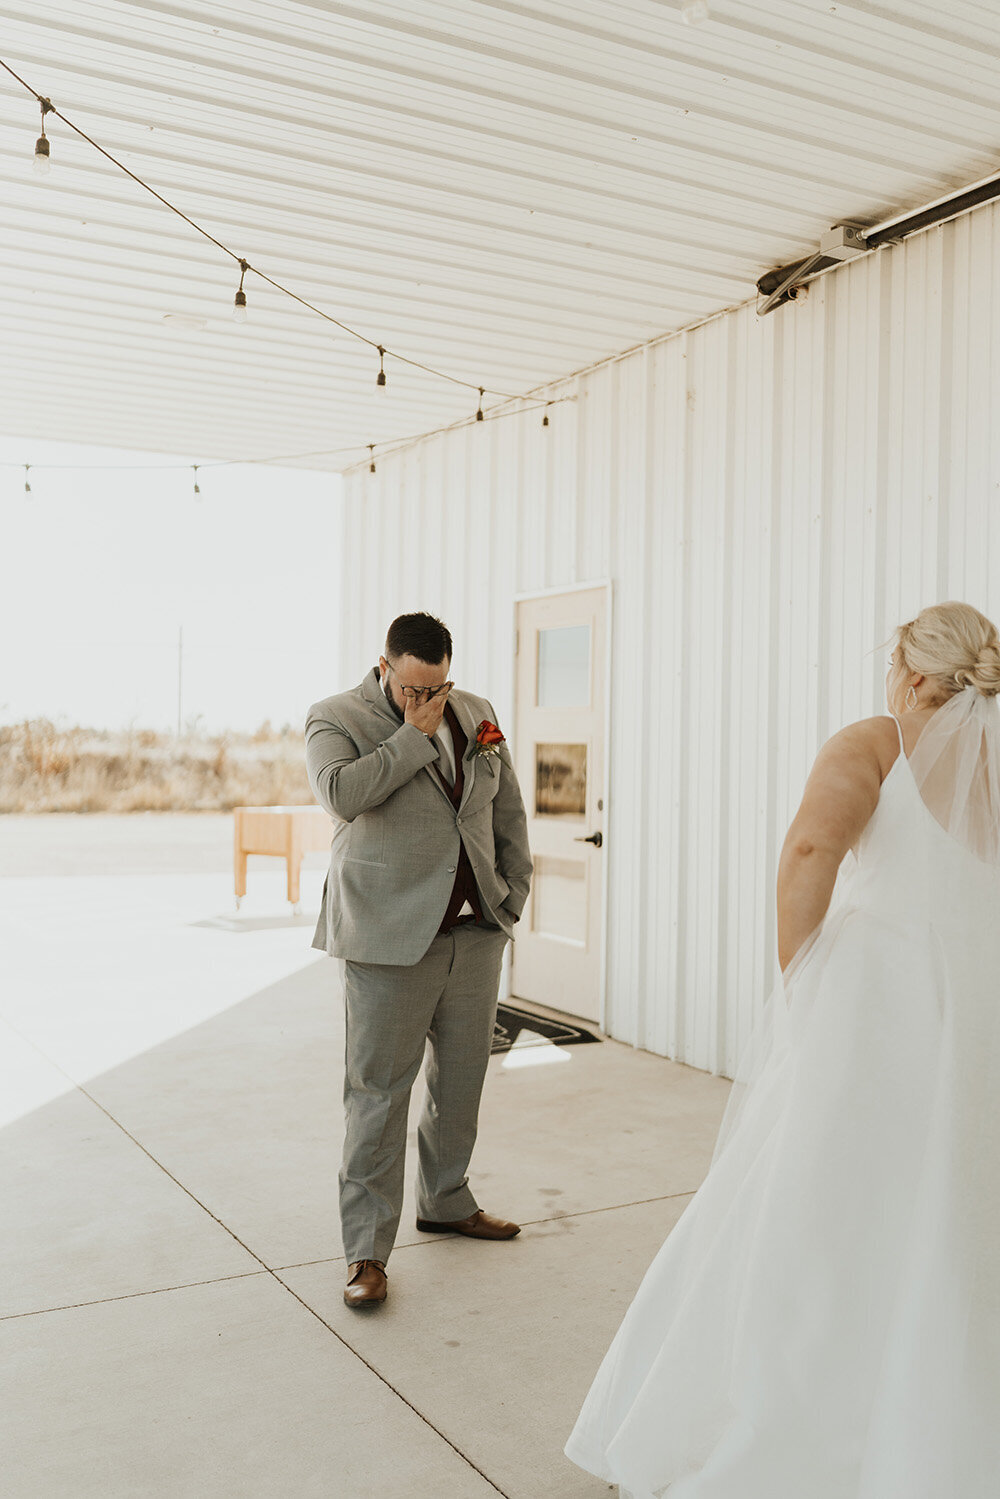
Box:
[681,0,710,22]
[33,97,52,175]
[233,259,249,323]
[1,60,538,408]
[1,66,580,478]
[2,393,576,493]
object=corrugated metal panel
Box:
[3,2,1000,464]
[338,202,1000,1075]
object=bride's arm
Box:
[776,721,886,971]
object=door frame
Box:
[510,577,614,1031]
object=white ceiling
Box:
[2,1,1000,471]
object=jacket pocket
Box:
[344,817,384,865]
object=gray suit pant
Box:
[339,924,509,1265]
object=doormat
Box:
[491,1004,601,1054]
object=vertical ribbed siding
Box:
[339,202,1000,1077]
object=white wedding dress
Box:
[566,692,1000,1498]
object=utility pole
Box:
[176,625,183,737]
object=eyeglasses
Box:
[385,661,452,701]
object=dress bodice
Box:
[849,736,1000,954]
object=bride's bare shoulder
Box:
[826,715,900,777]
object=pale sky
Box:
[0,436,344,734]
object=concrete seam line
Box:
[270,1269,513,1499]
[268,1189,702,1274]
[4,1034,512,1499]
[82,1094,512,1498]
[519,1188,699,1225]
[0,1269,270,1322]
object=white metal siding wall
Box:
[338,203,1000,1077]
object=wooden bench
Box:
[233,805,332,911]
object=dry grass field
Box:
[0,720,313,814]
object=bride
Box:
[566,601,1000,1499]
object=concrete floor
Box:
[0,814,731,1498]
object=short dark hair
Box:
[385,612,453,666]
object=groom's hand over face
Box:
[404,684,453,736]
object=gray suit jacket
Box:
[305,669,533,964]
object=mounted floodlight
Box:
[818,224,868,261]
[758,224,869,315]
[759,172,1000,317]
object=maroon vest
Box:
[434,702,485,932]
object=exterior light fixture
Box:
[33,97,52,175]
[233,259,249,323]
[757,224,870,315]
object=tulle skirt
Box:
[565,900,1000,1498]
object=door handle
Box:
[573,831,603,848]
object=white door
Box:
[511,585,607,1023]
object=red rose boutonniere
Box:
[470,719,505,776]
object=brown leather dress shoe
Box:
[344,1259,387,1308]
[415,1209,520,1240]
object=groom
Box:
[305,612,533,1308]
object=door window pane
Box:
[537,625,590,707]
[532,856,586,945]
[535,743,587,817]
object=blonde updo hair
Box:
[892,601,1000,708]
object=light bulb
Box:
[33,136,51,175]
[682,0,710,21]
[375,345,387,393]
[475,387,485,422]
[233,289,248,323]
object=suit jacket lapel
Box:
[422,701,469,807]
[450,696,479,813]
[361,666,402,730]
